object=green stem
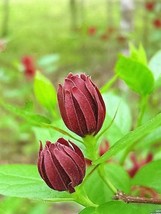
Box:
[136,95,149,127]
[100,74,118,93]
[83,136,117,195]
[72,186,98,207]
[98,164,117,194]
[83,136,98,161]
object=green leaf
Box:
[0,197,23,214]
[80,201,161,214]
[93,113,161,165]
[28,203,49,214]
[132,160,161,193]
[1,103,51,126]
[84,164,130,205]
[25,113,51,125]
[129,43,147,65]
[101,93,132,144]
[97,201,161,214]
[149,50,161,89]
[79,207,96,214]
[136,127,161,150]
[115,55,154,95]
[0,164,72,201]
[34,71,57,111]
[79,207,97,214]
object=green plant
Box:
[1,44,161,213]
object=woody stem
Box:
[114,190,161,204]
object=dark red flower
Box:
[38,138,86,193]
[128,152,153,178]
[87,26,97,36]
[57,73,106,137]
[153,19,161,28]
[21,56,36,78]
[145,2,155,11]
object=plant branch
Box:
[101,74,118,93]
[114,190,161,204]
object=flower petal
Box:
[71,75,96,113]
[57,84,71,128]
[72,87,96,135]
[53,148,81,187]
[43,150,69,191]
[64,90,84,136]
[85,78,106,134]
[63,145,86,180]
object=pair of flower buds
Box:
[38,73,106,193]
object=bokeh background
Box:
[0,0,161,213]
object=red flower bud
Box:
[21,56,36,79]
[38,138,86,193]
[153,19,161,28]
[57,73,106,137]
[145,2,155,11]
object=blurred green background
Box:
[0,0,161,213]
